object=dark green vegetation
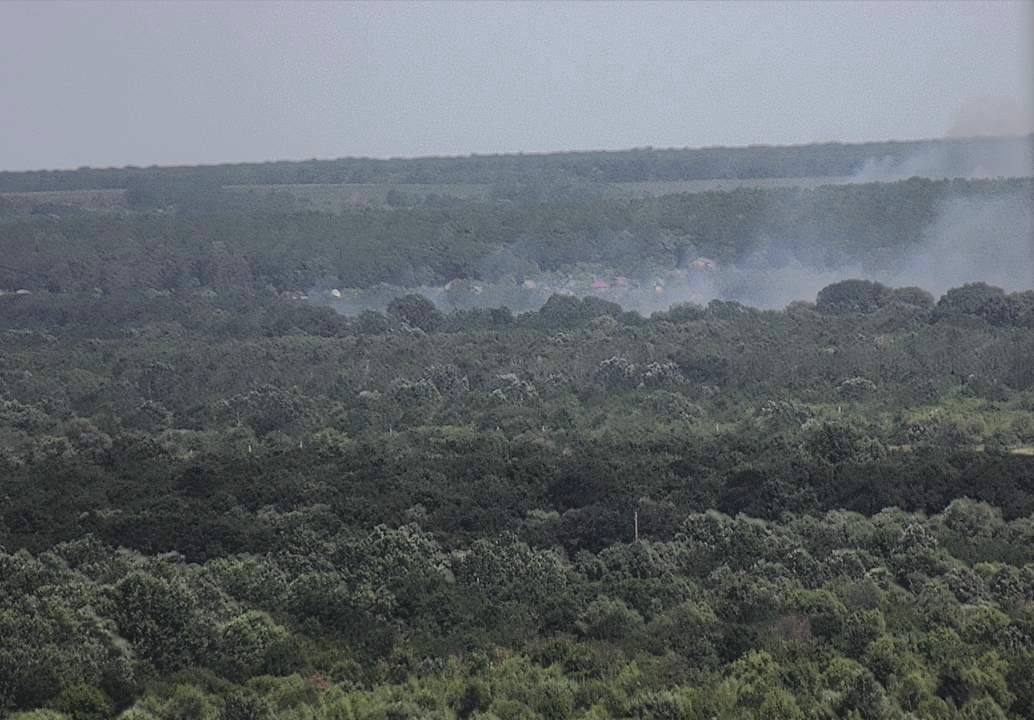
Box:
[2,141,1034,719]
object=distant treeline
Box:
[1,135,1031,193]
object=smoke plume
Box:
[318,136,1033,317]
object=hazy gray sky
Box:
[1,0,1031,171]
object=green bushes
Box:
[6,498,1034,717]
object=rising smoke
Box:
[885,192,1034,297]
[700,190,1033,310]
[852,138,1034,182]
[319,135,1034,317]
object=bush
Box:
[816,279,891,315]
[387,294,442,332]
[51,684,113,720]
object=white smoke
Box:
[316,188,1033,317]
[853,137,1034,182]
[885,193,1034,297]
[853,100,1034,182]
[691,191,1033,310]
[317,134,1033,317]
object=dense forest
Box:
[2,138,1034,719]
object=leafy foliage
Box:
[1,142,1033,718]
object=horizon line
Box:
[2,132,1032,176]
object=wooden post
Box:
[634,510,639,544]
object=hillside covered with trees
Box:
[1,138,1034,719]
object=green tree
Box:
[387,293,442,332]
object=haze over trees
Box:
[1,135,1033,719]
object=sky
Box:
[0,0,1031,171]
